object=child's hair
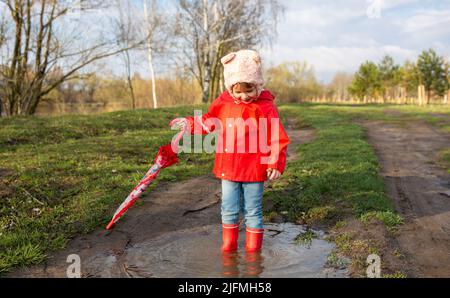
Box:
[233,82,255,90]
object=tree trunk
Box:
[201,0,211,103]
[148,48,158,109]
[122,50,136,110]
[209,43,226,101]
[202,52,211,103]
[143,0,158,109]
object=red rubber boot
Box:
[222,223,239,252]
[245,228,264,252]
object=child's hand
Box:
[170,118,187,130]
[266,168,281,180]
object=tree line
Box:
[277,49,449,105]
[345,49,449,105]
[27,48,450,116]
[35,72,201,115]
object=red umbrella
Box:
[106,122,187,230]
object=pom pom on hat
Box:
[221,50,265,96]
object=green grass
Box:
[438,149,450,173]
[316,102,450,132]
[0,105,215,274]
[360,211,404,231]
[294,229,317,248]
[382,272,407,278]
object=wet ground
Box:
[7,220,346,278]
[7,123,348,278]
[85,223,346,278]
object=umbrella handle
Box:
[171,126,187,154]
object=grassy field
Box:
[1,102,449,274]
[0,106,215,273]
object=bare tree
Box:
[0,9,8,116]
[109,0,167,110]
[113,0,139,110]
[143,0,162,109]
[173,0,284,103]
[0,0,147,117]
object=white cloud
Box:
[396,9,450,33]
[283,5,363,28]
[380,0,421,10]
[261,45,418,82]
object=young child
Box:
[170,49,290,253]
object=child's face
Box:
[232,83,258,102]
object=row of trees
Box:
[38,50,449,113]
[265,61,322,103]
[0,0,284,117]
[261,50,450,106]
[36,72,201,115]
[38,60,325,112]
[346,49,450,104]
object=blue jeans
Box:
[221,180,264,229]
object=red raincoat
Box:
[186,90,290,182]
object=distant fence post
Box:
[418,85,426,106]
[418,85,422,106]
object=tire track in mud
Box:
[361,119,450,277]
[6,118,316,278]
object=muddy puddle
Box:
[93,223,347,278]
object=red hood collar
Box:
[258,90,275,101]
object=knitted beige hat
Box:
[221,50,265,97]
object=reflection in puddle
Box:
[222,251,265,278]
[124,223,348,278]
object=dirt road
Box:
[361,119,450,277]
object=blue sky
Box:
[261,0,450,82]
